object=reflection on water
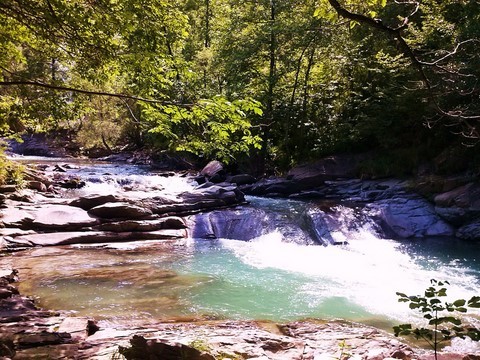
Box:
[3,233,480,332]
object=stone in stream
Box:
[96,217,186,232]
[367,196,455,238]
[69,194,123,210]
[31,204,99,230]
[1,203,99,231]
[8,229,186,246]
[88,202,153,219]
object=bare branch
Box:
[419,40,480,66]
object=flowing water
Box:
[4,157,480,337]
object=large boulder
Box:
[367,196,455,238]
[287,154,366,188]
[1,204,98,231]
[187,208,269,240]
[456,219,480,240]
[31,205,99,230]
[196,160,226,184]
[434,183,480,224]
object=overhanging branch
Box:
[0,80,189,106]
[326,0,430,88]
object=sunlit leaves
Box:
[146,96,262,162]
[394,279,480,359]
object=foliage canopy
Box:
[1,0,479,170]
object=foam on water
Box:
[218,229,480,325]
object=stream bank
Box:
[1,152,480,358]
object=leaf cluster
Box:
[394,279,480,356]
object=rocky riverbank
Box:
[1,150,480,358]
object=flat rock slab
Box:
[0,207,35,227]
[10,229,187,246]
[96,217,186,232]
[32,204,99,229]
[69,194,123,210]
[1,204,98,230]
[89,202,153,219]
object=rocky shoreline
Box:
[1,149,480,358]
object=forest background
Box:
[1,0,480,179]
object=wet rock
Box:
[96,217,186,232]
[9,229,186,246]
[187,208,268,240]
[195,160,227,184]
[456,219,480,240]
[86,320,100,336]
[30,204,99,230]
[69,194,123,210]
[54,164,68,172]
[89,202,153,219]
[60,176,86,189]
[367,196,455,238]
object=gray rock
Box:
[456,219,480,240]
[10,229,186,246]
[434,183,480,208]
[287,154,366,188]
[227,174,257,185]
[30,204,99,230]
[96,217,186,232]
[187,208,268,240]
[241,178,302,196]
[200,160,224,178]
[69,194,123,210]
[27,181,47,192]
[1,207,35,228]
[89,202,153,219]
[368,196,454,238]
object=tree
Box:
[319,0,480,144]
[0,0,263,161]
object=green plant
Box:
[337,339,352,360]
[0,155,25,187]
[393,279,480,360]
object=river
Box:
[3,157,480,335]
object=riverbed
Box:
[2,157,480,336]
